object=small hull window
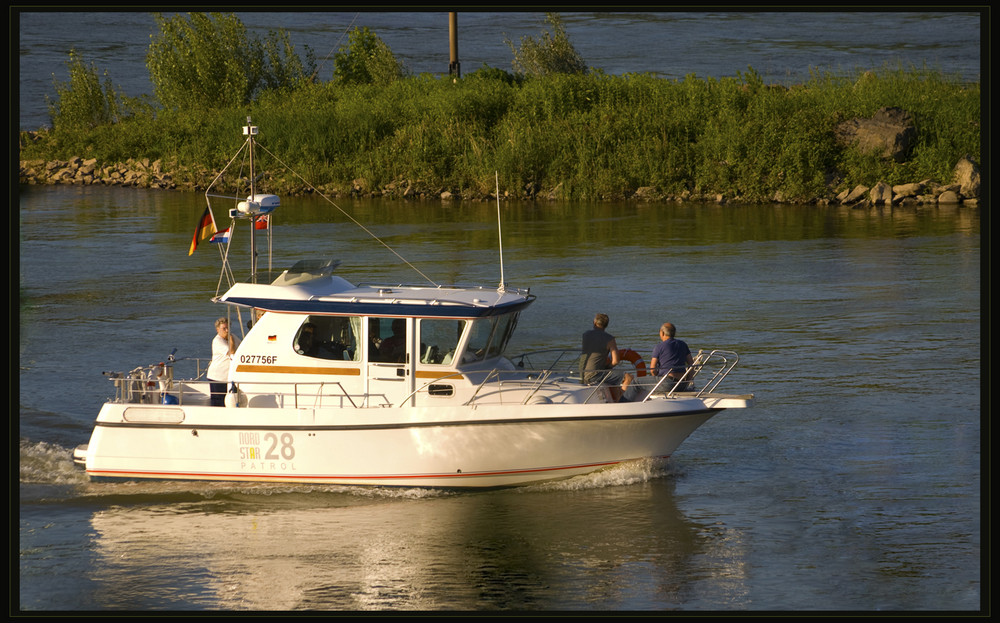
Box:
[427,384,454,396]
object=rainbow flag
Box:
[188,207,217,255]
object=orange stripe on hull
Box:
[85,457,669,484]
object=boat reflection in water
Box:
[73,120,753,489]
[84,466,750,610]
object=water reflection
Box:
[84,465,746,610]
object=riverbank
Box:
[20,64,980,206]
[18,151,980,207]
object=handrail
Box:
[511,347,742,402]
[396,372,468,407]
[464,369,502,405]
[108,347,742,409]
[291,381,361,409]
[639,349,741,401]
[511,349,579,372]
[108,368,368,409]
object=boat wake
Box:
[19,439,88,487]
[524,457,679,493]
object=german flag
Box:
[188,207,217,255]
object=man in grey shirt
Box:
[580,313,633,402]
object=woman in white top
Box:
[207,317,239,406]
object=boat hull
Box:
[78,399,729,488]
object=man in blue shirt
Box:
[650,322,694,390]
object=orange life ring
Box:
[608,348,647,377]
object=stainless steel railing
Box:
[106,348,741,408]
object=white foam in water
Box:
[526,457,678,492]
[19,440,87,486]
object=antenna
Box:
[245,117,258,283]
[496,171,506,291]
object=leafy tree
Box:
[260,27,316,93]
[146,12,313,110]
[505,13,587,77]
[333,27,406,86]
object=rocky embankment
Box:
[20,156,190,191]
[824,106,980,208]
[19,107,980,206]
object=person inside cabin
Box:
[379,318,407,363]
[295,322,322,357]
[295,319,352,360]
[247,308,265,330]
[650,322,695,391]
[580,313,633,402]
[208,317,240,406]
[327,319,354,360]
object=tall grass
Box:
[24,63,979,203]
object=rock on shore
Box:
[832,153,980,207]
[19,156,185,191]
[19,153,980,206]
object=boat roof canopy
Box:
[219,260,534,319]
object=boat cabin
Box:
[219,261,535,408]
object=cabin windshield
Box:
[464,313,519,362]
[418,318,466,365]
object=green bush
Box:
[505,13,587,77]
[333,26,406,86]
[45,49,145,132]
[146,12,314,111]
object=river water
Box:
[17,9,982,613]
[18,184,981,611]
[17,10,982,131]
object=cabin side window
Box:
[464,313,519,362]
[418,319,466,365]
[293,316,361,361]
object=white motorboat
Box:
[73,120,753,488]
